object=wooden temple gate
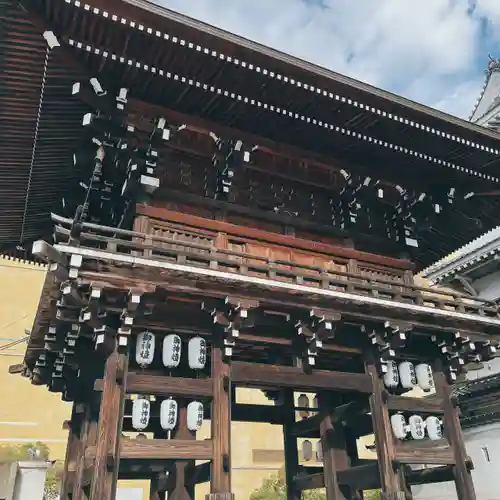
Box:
[22,212,498,500]
[6,1,500,500]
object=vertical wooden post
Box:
[89,342,129,500]
[73,406,98,500]
[208,329,233,500]
[318,395,344,500]
[168,403,196,500]
[365,357,405,500]
[283,389,301,500]
[433,360,476,500]
[60,403,82,500]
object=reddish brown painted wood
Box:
[137,205,413,270]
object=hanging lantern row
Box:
[390,413,443,441]
[384,361,434,392]
[131,398,204,432]
[296,394,319,419]
[135,332,207,370]
[302,439,323,462]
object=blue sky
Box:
[155,0,500,118]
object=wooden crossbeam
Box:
[394,441,455,465]
[386,394,444,414]
[94,374,213,399]
[86,439,213,461]
[231,362,373,393]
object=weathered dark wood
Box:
[89,347,128,500]
[283,388,301,500]
[95,374,213,398]
[59,404,81,500]
[231,361,373,392]
[210,330,232,493]
[394,441,455,465]
[387,394,444,414]
[318,394,347,500]
[72,408,97,500]
[433,359,476,500]
[86,439,213,461]
[365,357,406,498]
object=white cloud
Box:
[155,0,496,117]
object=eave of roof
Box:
[418,225,500,283]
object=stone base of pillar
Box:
[205,493,235,500]
[381,492,406,500]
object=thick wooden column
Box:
[208,329,233,500]
[433,360,476,500]
[72,406,98,500]
[318,393,352,500]
[365,357,405,500]
[60,403,83,500]
[283,389,301,500]
[89,343,129,500]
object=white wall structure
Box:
[0,461,49,500]
[414,422,500,500]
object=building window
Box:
[481,446,491,463]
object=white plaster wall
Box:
[414,422,500,500]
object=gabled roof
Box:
[469,58,500,125]
[2,0,500,268]
[418,225,500,283]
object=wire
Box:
[0,336,29,352]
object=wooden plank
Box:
[387,394,444,414]
[210,332,231,493]
[394,442,455,465]
[231,362,373,393]
[95,374,213,398]
[136,205,414,271]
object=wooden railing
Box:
[51,213,499,319]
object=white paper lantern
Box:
[384,360,400,389]
[135,331,155,367]
[425,416,443,441]
[409,415,425,440]
[163,334,182,368]
[312,395,319,410]
[398,361,417,389]
[302,440,313,461]
[298,394,310,419]
[316,440,323,461]
[415,363,434,392]
[160,399,178,431]
[390,414,408,440]
[186,401,204,431]
[188,337,207,370]
[132,398,150,431]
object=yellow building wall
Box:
[0,257,428,500]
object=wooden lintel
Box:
[231,362,373,393]
[86,439,213,461]
[291,400,367,436]
[394,441,455,465]
[408,464,455,485]
[387,394,444,414]
[94,374,213,399]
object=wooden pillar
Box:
[168,403,196,500]
[433,360,476,500]
[283,389,301,500]
[344,430,364,500]
[365,357,405,500]
[89,343,129,500]
[73,406,98,500]
[207,329,233,500]
[60,403,82,500]
[318,393,349,500]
